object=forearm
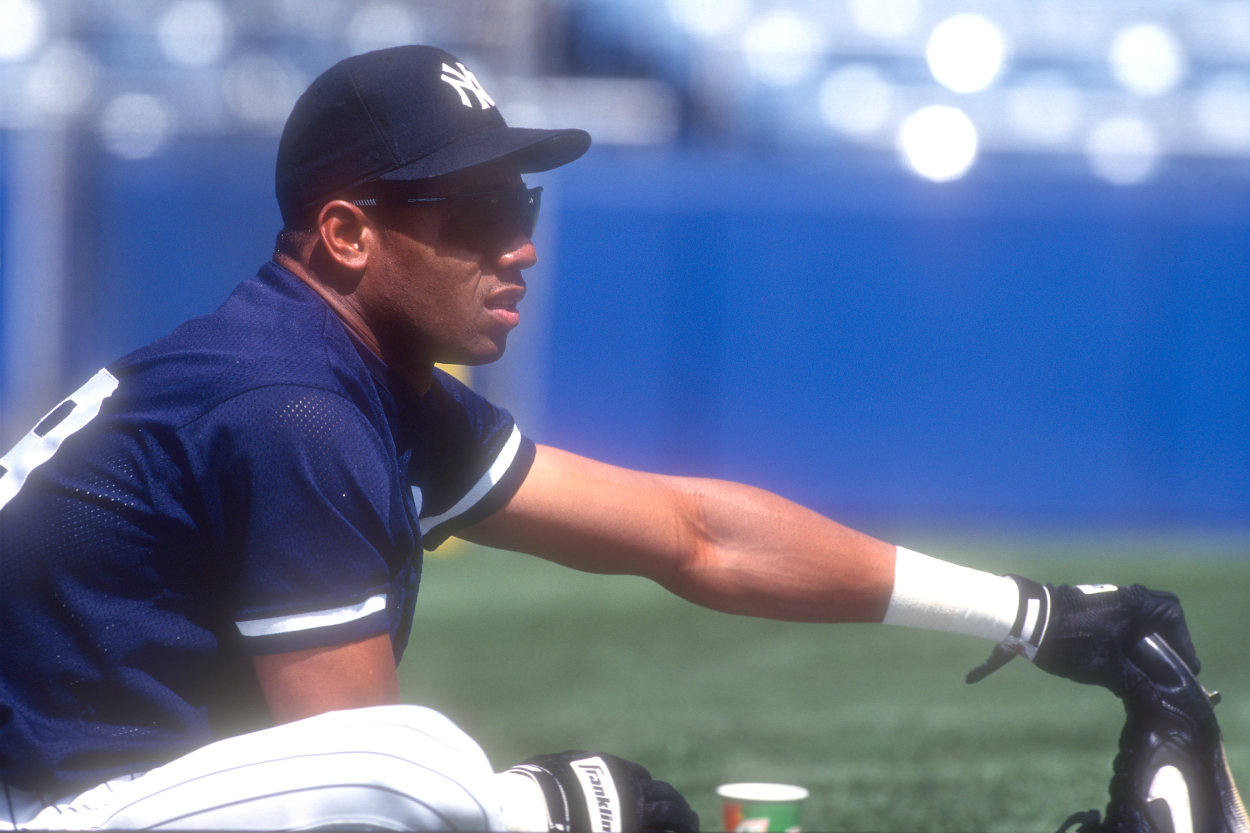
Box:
[674,499,1021,640]
[463,445,896,623]
[653,475,897,623]
[466,445,1020,632]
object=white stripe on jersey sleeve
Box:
[418,424,522,536]
[0,369,120,510]
[235,593,387,638]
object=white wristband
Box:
[883,546,1019,642]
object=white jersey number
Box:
[0,368,119,510]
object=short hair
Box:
[273,226,317,259]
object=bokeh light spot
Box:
[742,10,825,87]
[1196,72,1250,150]
[667,0,750,38]
[157,0,231,67]
[1086,115,1160,185]
[100,93,175,159]
[1108,22,1186,98]
[346,3,423,56]
[223,53,307,132]
[926,14,1007,94]
[26,41,97,117]
[819,64,893,138]
[897,105,979,182]
[0,0,46,61]
[848,0,922,40]
[1007,72,1081,144]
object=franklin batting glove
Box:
[967,578,1201,699]
[504,750,698,833]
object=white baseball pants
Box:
[2,705,507,831]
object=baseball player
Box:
[0,45,1244,833]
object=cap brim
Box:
[377,126,591,183]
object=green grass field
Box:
[398,538,1250,832]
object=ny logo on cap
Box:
[440,62,496,109]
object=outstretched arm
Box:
[461,444,1201,694]
[459,444,897,623]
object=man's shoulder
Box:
[118,262,332,372]
[110,263,371,429]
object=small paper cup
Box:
[717,783,810,832]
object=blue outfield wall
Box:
[542,149,1250,533]
[5,138,1247,534]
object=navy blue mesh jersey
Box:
[0,261,535,797]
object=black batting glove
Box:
[505,750,699,833]
[967,577,1200,699]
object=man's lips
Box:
[485,287,524,326]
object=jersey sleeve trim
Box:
[236,592,387,637]
[419,425,534,548]
[0,369,119,510]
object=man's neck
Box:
[273,252,435,395]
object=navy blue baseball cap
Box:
[275,45,591,226]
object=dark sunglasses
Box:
[349,186,542,252]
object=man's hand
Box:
[503,750,698,833]
[1033,582,1200,695]
[968,579,1201,698]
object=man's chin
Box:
[443,339,507,368]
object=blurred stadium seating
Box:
[2,0,1247,535]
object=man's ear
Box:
[316,200,377,273]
